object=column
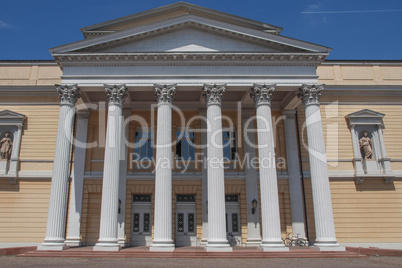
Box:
[251,84,288,251]
[65,110,90,246]
[118,110,131,246]
[38,84,80,251]
[203,84,231,252]
[150,84,176,252]
[94,84,127,251]
[242,113,262,246]
[282,110,306,239]
[200,109,208,245]
[298,84,344,251]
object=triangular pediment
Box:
[347,109,385,119]
[50,14,330,55]
[0,110,26,126]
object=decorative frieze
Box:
[105,84,127,105]
[154,84,176,104]
[251,84,275,106]
[298,84,323,106]
[203,84,226,106]
[56,84,80,106]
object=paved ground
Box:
[1,256,402,268]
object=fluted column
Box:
[298,84,344,251]
[251,84,288,252]
[150,84,176,252]
[94,84,127,251]
[283,110,306,239]
[38,84,80,251]
[65,110,90,246]
[203,84,231,252]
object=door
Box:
[226,195,241,245]
[175,195,196,247]
[131,195,152,246]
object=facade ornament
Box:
[359,132,373,159]
[0,132,12,160]
[384,177,393,184]
[105,84,127,105]
[251,84,275,106]
[154,84,176,104]
[203,84,226,106]
[355,177,365,184]
[298,84,324,106]
[56,84,80,106]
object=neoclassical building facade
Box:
[0,2,401,252]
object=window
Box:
[175,130,195,160]
[133,129,153,160]
[223,130,237,160]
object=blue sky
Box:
[1,0,401,60]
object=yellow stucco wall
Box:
[0,179,50,242]
[0,64,61,86]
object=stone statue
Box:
[359,132,373,159]
[0,133,13,160]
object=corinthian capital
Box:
[298,84,323,106]
[250,84,275,106]
[154,84,176,104]
[56,84,80,106]
[203,84,226,106]
[105,84,127,105]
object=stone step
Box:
[18,247,366,258]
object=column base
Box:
[118,239,127,247]
[93,242,121,251]
[64,237,82,247]
[205,241,232,252]
[246,238,262,246]
[37,242,68,251]
[313,243,346,251]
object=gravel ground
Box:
[0,256,402,268]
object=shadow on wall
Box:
[0,179,20,192]
[355,179,395,191]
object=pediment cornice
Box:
[54,52,327,69]
[51,15,330,56]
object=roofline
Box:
[322,60,402,65]
[0,60,57,66]
[80,2,283,34]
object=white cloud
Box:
[0,20,16,29]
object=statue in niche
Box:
[359,131,373,160]
[0,133,13,160]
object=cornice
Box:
[54,53,327,69]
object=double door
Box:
[175,203,196,247]
[131,203,152,246]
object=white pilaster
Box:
[203,84,232,252]
[38,84,80,251]
[251,84,288,252]
[8,125,23,176]
[65,110,90,247]
[298,85,344,251]
[283,110,306,239]
[118,110,130,246]
[150,84,176,252]
[242,114,262,246]
[94,84,127,252]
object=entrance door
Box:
[226,195,241,245]
[131,195,152,246]
[175,195,196,247]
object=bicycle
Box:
[282,233,308,247]
[227,233,241,247]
